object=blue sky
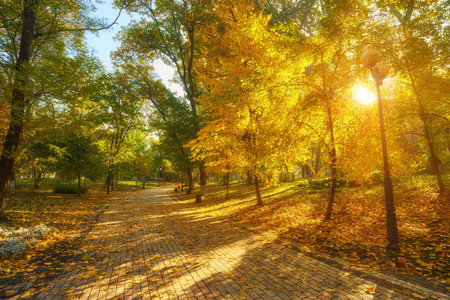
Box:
[85,1,184,96]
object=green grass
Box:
[14,178,159,192]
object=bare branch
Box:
[389,0,415,24]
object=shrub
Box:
[53,184,88,194]
[308,178,348,189]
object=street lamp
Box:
[361,49,400,250]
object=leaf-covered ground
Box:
[0,179,159,279]
[177,178,450,283]
[1,176,448,292]
[0,189,112,278]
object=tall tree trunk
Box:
[77,168,82,197]
[142,178,145,189]
[254,176,263,205]
[8,171,16,191]
[106,174,111,195]
[414,88,445,192]
[34,174,41,189]
[111,166,114,191]
[180,173,184,191]
[0,0,37,220]
[199,164,207,196]
[226,171,230,200]
[247,170,253,186]
[315,145,321,175]
[187,168,193,194]
[33,167,40,189]
[325,104,338,220]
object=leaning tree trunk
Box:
[408,75,445,192]
[418,98,445,192]
[325,103,338,220]
[0,0,37,220]
[254,176,263,205]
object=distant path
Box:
[4,187,449,299]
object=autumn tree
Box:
[0,0,124,219]
[147,82,197,193]
[116,0,212,196]
[192,0,307,204]
[375,0,449,192]
[54,132,105,196]
[95,71,146,192]
[113,41,197,193]
[292,0,369,219]
[17,140,57,189]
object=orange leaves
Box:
[184,181,449,280]
[192,0,307,190]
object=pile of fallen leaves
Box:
[177,180,450,281]
[0,189,112,278]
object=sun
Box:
[353,86,376,105]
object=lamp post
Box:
[361,49,400,250]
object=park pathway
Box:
[4,187,450,299]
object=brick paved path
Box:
[5,187,450,299]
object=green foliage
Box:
[54,133,105,182]
[53,184,88,194]
[307,178,348,190]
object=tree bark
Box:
[33,172,41,189]
[0,0,37,219]
[111,165,114,191]
[409,76,445,192]
[226,171,230,200]
[180,173,183,191]
[247,170,253,186]
[325,104,337,220]
[254,176,263,205]
[77,168,82,197]
[106,174,110,195]
[418,97,445,192]
[199,164,206,196]
[187,168,193,194]
[314,145,321,175]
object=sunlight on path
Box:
[24,187,449,299]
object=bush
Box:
[53,184,88,194]
[308,178,348,189]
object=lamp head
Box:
[361,49,379,69]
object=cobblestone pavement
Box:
[3,187,450,299]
